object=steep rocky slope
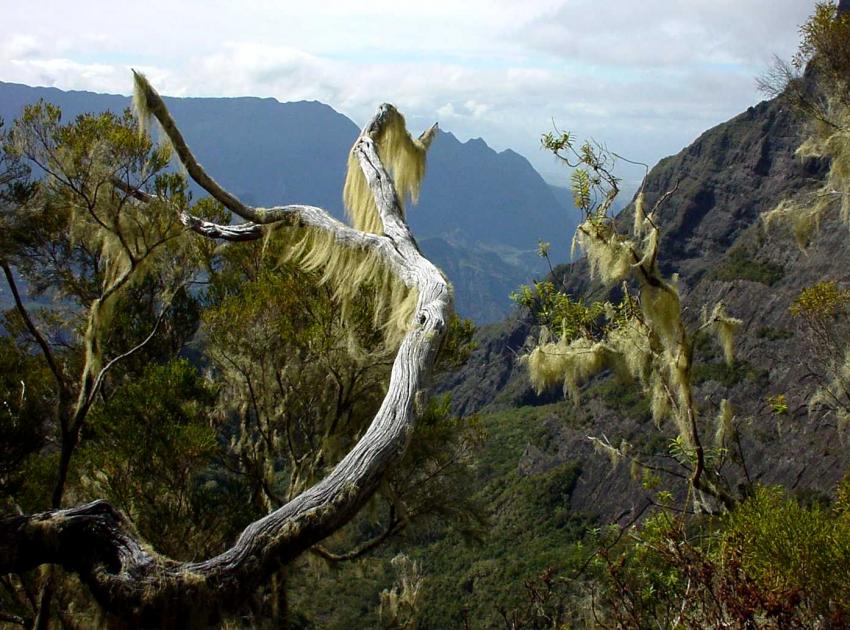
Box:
[442,93,850,523]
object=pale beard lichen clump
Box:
[714,398,736,448]
[705,302,743,366]
[298,108,435,347]
[526,331,606,402]
[762,103,850,246]
[267,225,419,349]
[575,220,633,286]
[343,108,436,235]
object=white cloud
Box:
[3,58,131,94]
[517,0,815,68]
[3,35,41,60]
[0,0,821,183]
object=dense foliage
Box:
[0,100,477,627]
[3,4,850,628]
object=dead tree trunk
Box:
[0,75,451,627]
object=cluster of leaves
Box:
[794,1,850,111]
[767,393,789,416]
[790,279,850,319]
[541,131,620,218]
[76,360,249,560]
[511,280,607,342]
[589,483,850,628]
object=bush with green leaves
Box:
[589,482,850,628]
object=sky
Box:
[0,0,818,189]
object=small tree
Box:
[0,103,204,627]
[520,131,744,512]
[2,102,197,510]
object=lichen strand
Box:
[575,220,633,285]
[714,398,735,448]
[604,318,652,385]
[650,377,671,427]
[266,224,418,349]
[131,71,153,138]
[633,191,646,236]
[590,437,630,470]
[707,302,743,365]
[800,106,850,225]
[72,188,174,378]
[763,103,850,246]
[131,70,176,158]
[526,332,607,402]
[343,108,435,234]
[639,278,682,354]
[809,347,850,432]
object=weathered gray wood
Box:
[0,83,451,627]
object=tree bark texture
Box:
[0,81,451,627]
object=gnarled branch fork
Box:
[1,78,451,626]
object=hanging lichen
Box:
[575,220,633,286]
[650,376,671,428]
[714,398,735,448]
[762,92,850,246]
[265,224,418,349]
[631,226,658,274]
[706,302,743,365]
[809,347,850,434]
[136,71,427,348]
[131,71,178,161]
[633,191,646,237]
[526,332,607,402]
[589,436,631,470]
[639,278,682,354]
[343,108,436,234]
[604,318,652,385]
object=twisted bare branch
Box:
[0,79,450,627]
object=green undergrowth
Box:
[757,326,794,341]
[693,359,768,388]
[588,378,652,421]
[708,245,785,286]
[287,403,595,628]
[411,405,592,628]
[692,330,769,387]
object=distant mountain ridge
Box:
[0,81,578,321]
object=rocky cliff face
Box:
[442,94,850,522]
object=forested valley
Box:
[2,3,850,628]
